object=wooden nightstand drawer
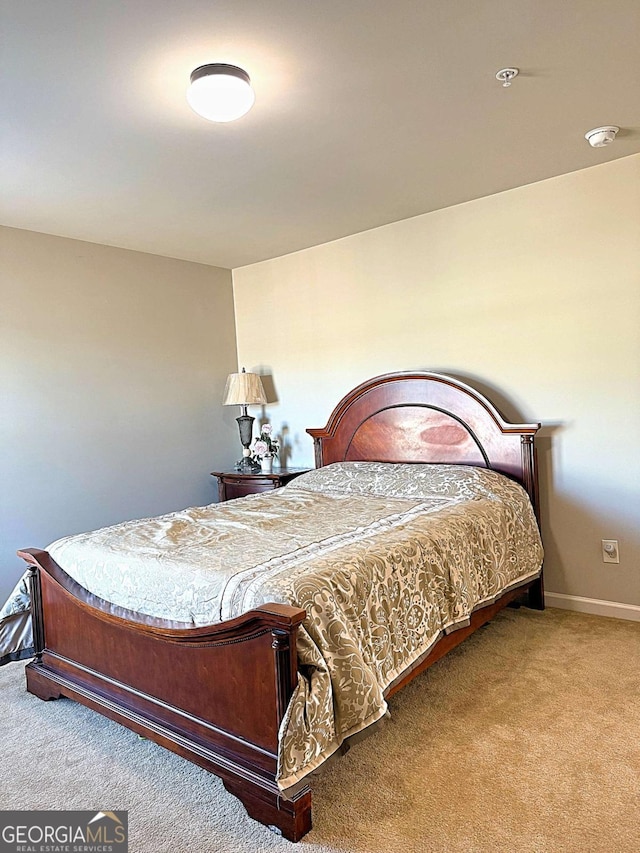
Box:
[211,468,311,502]
[224,480,275,500]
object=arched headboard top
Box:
[307,371,540,511]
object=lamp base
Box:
[234,413,260,472]
[235,456,261,473]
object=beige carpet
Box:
[1,607,638,853]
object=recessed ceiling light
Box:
[187,63,255,122]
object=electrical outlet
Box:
[602,539,619,564]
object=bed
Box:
[16,371,544,841]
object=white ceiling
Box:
[1,0,639,269]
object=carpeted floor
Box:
[1,607,638,853]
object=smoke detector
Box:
[584,126,619,148]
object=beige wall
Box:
[0,227,238,603]
[233,154,640,607]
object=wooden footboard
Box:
[18,547,542,841]
[18,548,312,842]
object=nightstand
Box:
[211,468,311,502]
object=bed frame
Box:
[18,371,543,841]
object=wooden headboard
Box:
[307,371,540,513]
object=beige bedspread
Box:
[46,462,543,790]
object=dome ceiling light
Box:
[186,63,255,122]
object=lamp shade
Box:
[187,63,255,122]
[222,371,267,406]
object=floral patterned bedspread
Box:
[2,463,543,790]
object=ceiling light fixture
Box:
[495,67,519,87]
[584,126,620,148]
[187,63,255,122]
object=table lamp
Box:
[222,368,267,471]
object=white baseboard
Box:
[545,592,640,623]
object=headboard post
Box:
[520,435,540,520]
[312,437,323,470]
